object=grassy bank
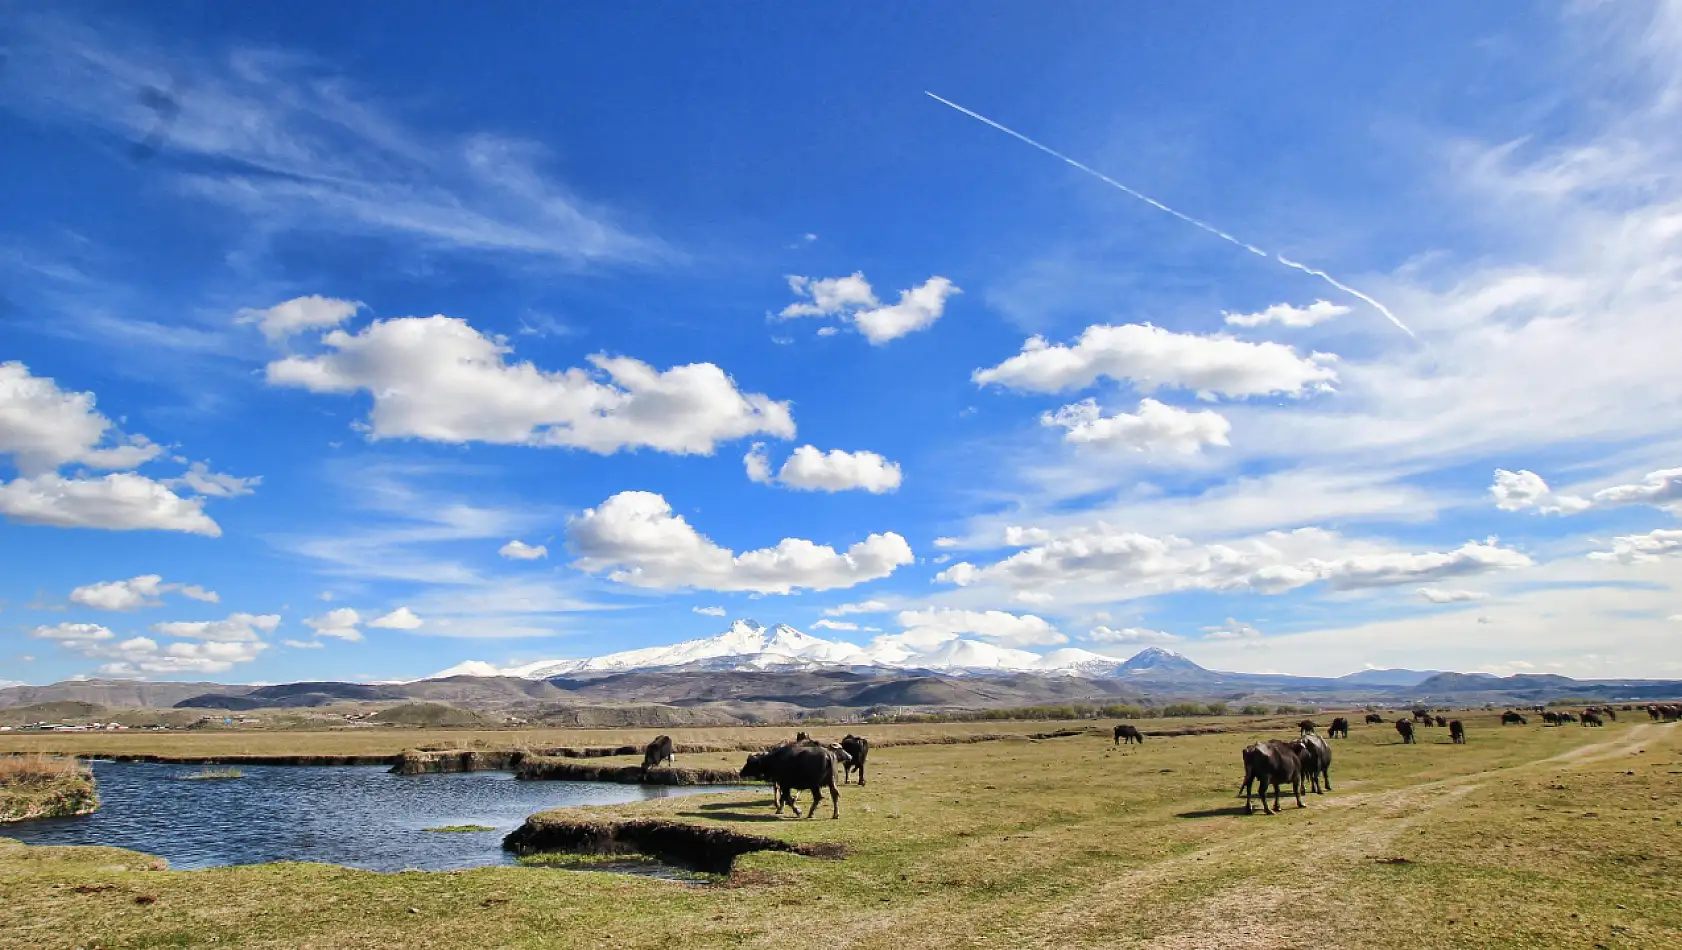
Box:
[0,756,98,824]
[2,713,1678,948]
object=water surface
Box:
[3,761,738,872]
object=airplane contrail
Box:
[925,91,1415,339]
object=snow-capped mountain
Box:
[427,619,1172,681]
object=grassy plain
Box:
[1,713,1679,949]
[0,755,98,824]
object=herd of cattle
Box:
[637,701,1677,820]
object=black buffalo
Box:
[1294,733,1332,793]
[1297,719,1318,735]
[1329,717,1350,739]
[641,735,675,770]
[1114,724,1144,746]
[1365,713,1385,725]
[839,735,869,785]
[1501,710,1528,725]
[1412,709,1433,723]
[1582,712,1604,727]
[1241,740,1304,815]
[741,742,841,819]
[1396,719,1416,744]
[1449,720,1466,744]
[1435,715,1448,728]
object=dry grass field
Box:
[2,713,1679,949]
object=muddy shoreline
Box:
[503,816,843,873]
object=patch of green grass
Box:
[179,767,244,780]
[421,824,495,833]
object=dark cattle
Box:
[1365,713,1385,725]
[1294,733,1332,793]
[1435,715,1448,728]
[1559,712,1579,724]
[1297,719,1318,735]
[1329,717,1350,739]
[1449,720,1466,744]
[1501,711,1528,725]
[1417,716,1436,727]
[1395,719,1416,744]
[1113,724,1144,746]
[1241,740,1304,815]
[1412,709,1432,723]
[641,735,675,770]
[1603,707,1617,722]
[839,735,869,785]
[740,742,841,819]
[1542,711,1561,726]
[1582,712,1604,727]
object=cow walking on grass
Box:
[839,735,869,785]
[1294,733,1332,793]
[1241,740,1304,815]
[741,742,841,819]
[1329,717,1350,739]
[1502,710,1528,725]
[1396,719,1416,744]
[1449,720,1466,744]
[1365,713,1385,725]
[641,735,675,770]
[1582,712,1605,727]
[1114,724,1144,746]
[1297,719,1318,735]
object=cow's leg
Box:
[1242,768,1254,813]
[1323,766,1332,792]
[829,778,840,819]
[858,761,865,786]
[1294,774,1305,808]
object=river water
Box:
[3,761,737,872]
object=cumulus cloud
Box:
[267,316,795,453]
[69,575,221,610]
[0,473,221,536]
[1223,300,1350,329]
[369,607,422,630]
[1495,466,1682,516]
[823,600,888,616]
[1418,587,1488,604]
[745,444,903,493]
[165,462,261,499]
[30,622,114,642]
[499,540,549,560]
[97,638,268,676]
[692,605,726,617]
[893,608,1066,648]
[937,525,1532,604]
[1041,398,1231,454]
[304,608,363,641]
[283,639,325,649]
[153,612,281,643]
[1590,467,1682,510]
[811,619,858,631]
[238,295,363,341]
[1202,618,1262,640]
[780,273,960,344]
[1588,529,1682,564]
[0,361,160,476]
[568,490,914,594]
[1087,626,1182,645]
[972,324,1338,398]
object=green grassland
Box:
[2,713,1679,949]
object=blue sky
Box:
[4,1,1682,685]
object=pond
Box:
[2,761,744,872]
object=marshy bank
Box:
[0,755,99,823]
[504,814,842,874]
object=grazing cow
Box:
[1559,712,1579,724]
[1417,716,1436,728]
[1113,724,1144,746]
[1294,733,1333,793]
[740,742,841,819]
[1241,740,1305,815]
[1297,719,1318,735]
[1365,713,1385,725]
[1396,719,1416,744]
[1582,712,1604,727]
[839,734,869,785]
[1603,707,1617,722]
[1435,715,1448,728]
[1501,711,1528,725]
[1543,711,1562,726]
[1412,709,1432,723]
[641,735,676,770]
[1329,717,1350,739]
[1449,720,1466,744]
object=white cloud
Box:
[0,361,160,476]
[823,600,889,616]
[811,619,858,631]
[304,608,363,641]
[153,612,281,643]
[97,639,268,676]
[816,326,839,337]
[238,295,362,341]
[30,622,114,642]
[1223,300,1350,329]
[746,444,903,493]
[70,575,166,611]
[369,607,422,630]
[568,490,914,594]
[1041,398,1231,454]
[692,605,726,617]
[1589,529,1682,564]
[283,639,325,649]
[893,608,1066,648]
[1318,540,1534,589]
[0,473,221,536]
[499,540,549,560]
[972,324,1338,398]
[178,585,219,603]
[1203,618,1262,641]
[1490,469,1591,514]
[1418,587,1488,604]
[165,462,261,499]
[267,316,795,453]
[1591,467,1682,510]
[1087,626,1182,645]
[780,273,959,344]
[932,537,960,549]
